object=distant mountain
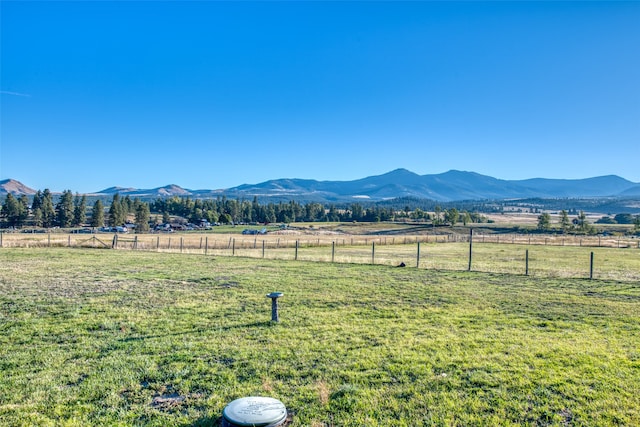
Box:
[514,175,636,198]
[2,169,639,202]
[95,184,196,197]
[222,169,639,202]
[618,184,640,197]
[0,179,36,196]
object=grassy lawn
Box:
[1,248,638,426]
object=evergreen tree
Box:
[31,190,43,213]
[73,194,87,226]
[1,193,28,227]
[19,195,29,225]
[91,200,105,228]
[108,194,126,226]
[560,210,571,233]
[351,204,364,221]
[575,211,595,234]
[613,213,635,224]
[41,189,56,228]
[134,201,150,233]
[32,208,43,227]
[122,196,133,214]
[575,211,587,232]
[56,190,75,227]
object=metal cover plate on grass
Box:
[222,396,287,427]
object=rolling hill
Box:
[2,169,639,202]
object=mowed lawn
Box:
[0,248,638,426]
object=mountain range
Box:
[2,169,640,202]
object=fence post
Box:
[232,238,235,256]
[0,232,2,247]
[168,237,171,250]
[416,241,420,268]
[48,232,51,247]
[205,237,208,255]
[468,228,473,271]
[525,249,529,276]
[332,241,335,263]
[156,236,160,250]
[134,236,138,250]
[68,235,71,247]
[371,242,375,264]
[295,240,299,260]
[112,234,118,249]
[590,251,594,280]
[262,240,265,258]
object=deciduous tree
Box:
[537,213,551,231]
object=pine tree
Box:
[56,190,74,228]
[41,189,56,228]
[134,201,150,233]
[108,194,125,226]
[91,200,105,228]
[31,190,43,213]
[73,194,87,226]
[1,193,28,227]
[560,210,571,233]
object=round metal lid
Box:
[222,396,287,427]
[266,292,283,298]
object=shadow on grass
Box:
[185,413,294,427]
[183,415,221,427]
[118,320,275,343]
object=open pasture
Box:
[0,248,639,426]
[1,229,639,282]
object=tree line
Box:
[1,191,488,231]
[537,210,640,235]
[4,191,639,235]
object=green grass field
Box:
[1,248,638,426]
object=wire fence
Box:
[2,230,639,282]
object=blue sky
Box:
[1,1,639,193]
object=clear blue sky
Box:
[1,1,639,193]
